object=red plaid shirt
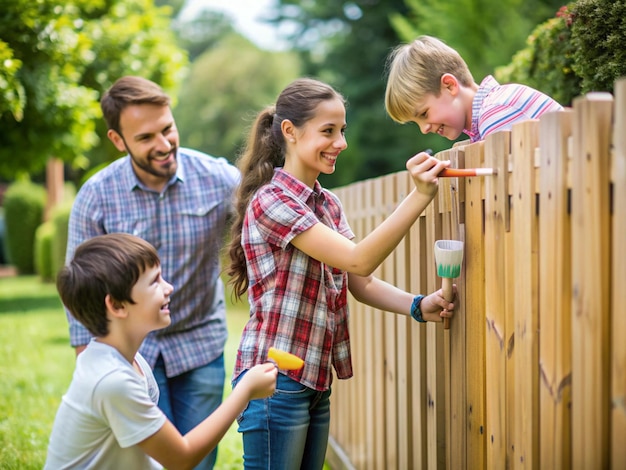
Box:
[233,169,355,391]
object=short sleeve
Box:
[94,368,166,448]
[251,186,320,249]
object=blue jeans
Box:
[235,371,331,470]
[153,353,225,470]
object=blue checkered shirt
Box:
[65,148,240,377]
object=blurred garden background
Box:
[0,0,624,467]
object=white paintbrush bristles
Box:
[434,240,464,278]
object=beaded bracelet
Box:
[410,295,426,323]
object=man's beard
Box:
[128,146,178,180]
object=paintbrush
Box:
[434,240,464,329]
[422,149,495,177]
[439,168,496,177]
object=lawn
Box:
[0,274,250,469]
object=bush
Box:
[496,4,581,106]
[496,0,626,106]
[50,202,73,277]
[0,207,6,264]
[35,221,55,282]
[570,0,626,95]
[3,180,46,274]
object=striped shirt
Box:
[65,148,240,377]
[467,75,563,143]
[233,169,355,391]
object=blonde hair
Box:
[384,36,474,123]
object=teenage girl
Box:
[226,77,456,469]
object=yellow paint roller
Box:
[267,347,305,370]
[434,240,464,329]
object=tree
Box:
[174,33,301,162]
[171,8,237,62]
[0,0,187,181]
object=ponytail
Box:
[226,107,285,299]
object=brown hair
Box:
[57,233,160,337]
[100,76,170,134]
[385,36,474,123]
[225,77,345,299]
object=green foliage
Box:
[174,34,301,162]
[0,0,188,181]
[0,0,100,179]
[172,8,237,61]
[0,278,71,469]
[0,41,25,121]
[496,0,625,106]
[35,222,55,282]
[50,201,73,277]
[0,207,7,264]
[496,8,581,106]
[3,181,46,274]
[570,0,626,95]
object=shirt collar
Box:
[272,168,326,205]
[467,75,499,141]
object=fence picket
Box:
[511,119,540,469]
[484,130,511,469]
[538,109,573,470]
[612,78,626,469]
[571,92,613,469]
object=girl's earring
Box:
[289,138,295,143]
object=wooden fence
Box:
[325,78,626,470]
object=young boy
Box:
[45,233,277,470]
[384,35,563,143]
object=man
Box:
[64,76,240,470]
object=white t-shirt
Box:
[45,340,166,469]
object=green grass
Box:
[0,274,250,469]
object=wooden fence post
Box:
[464,141,487,469]
[409,183,429,470]
[611,78,626,469]
[484,130,511,469]
[511,119,540,469]
[571,92,613,469]
[538,109,573,469]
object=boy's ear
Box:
[441,73,460,96]
[105,294,128,319]
[107,129,128,153]
[280,119,296,143]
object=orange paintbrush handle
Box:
[268,347,305,370]
[439,168,495,177]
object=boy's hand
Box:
[406,151,450,197]
[419,286,457,323]
[238,363,278,400]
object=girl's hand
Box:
[419,286,457,323]
[405,151,450,197]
